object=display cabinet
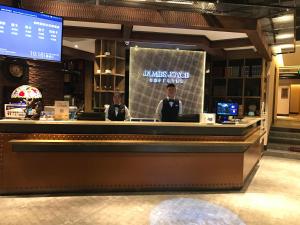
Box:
[93,40,125,110]
[63,59,85,107]
[209,57,264,116]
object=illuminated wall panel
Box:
[129,47,206,118]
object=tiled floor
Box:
[0,156,299,225]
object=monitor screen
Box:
[216,102,239,116]
[0,4,63,62]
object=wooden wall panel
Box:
[290,85,300,114]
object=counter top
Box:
[0,117,261,136]
[0,117,260,127]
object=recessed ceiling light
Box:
[272,14,293,23]
[166,1,193,5]
[276,33,294,40]
[74,44,79,48]
[274,44,294,49]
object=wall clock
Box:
[9,63,25,78]
[2,58,28,81]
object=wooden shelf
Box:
[94,90,115,93]
[245,76,261,79]
[209,57,264,116]
[244,96,261,98]
[115,73,125,77]
[94,89,125,93]
[94,90,125,93]
[94,73,125,77]
[95,55,125,60]
[93,40,126,110]
[227,77,243,79]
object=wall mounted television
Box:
[0,4,63,62]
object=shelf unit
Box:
[63,59,85,106]
[93,40,125,110]
[208,57,264,116]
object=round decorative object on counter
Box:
[11,85,42,99]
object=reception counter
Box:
[0,118,264,194]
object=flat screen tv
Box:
[216,102,239,116]
[0,4,63,62]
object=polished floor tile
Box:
[0,156,299,225]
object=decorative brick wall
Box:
[28,60,64,106]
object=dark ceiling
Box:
[60,0,300,41]
[220,0,300,40]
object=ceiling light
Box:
[166,1,193,5]
[276,33,294,40]
[74,44,79,48]
[271,46,284,66]
[277,44,294,49]
[272,46,281,54]
[272,14,293,23]
[276,55,284,67]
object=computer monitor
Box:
[216,102,238,122]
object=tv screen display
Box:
[0,4,63,62]
[217,102,239,116]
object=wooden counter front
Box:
[0,118,263,194]
[0,118,261,136]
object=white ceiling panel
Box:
[63,38,95,53]
[64,20,122,30]
[133,25,247,41]
[224,46,255,51]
